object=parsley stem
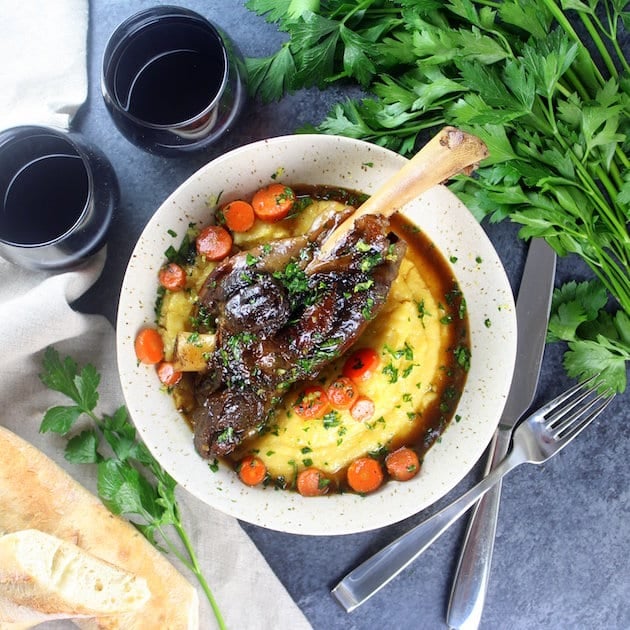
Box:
[563,67,590,101]
[589,3,630,75]
[593,164,626,217]
[172,521,227,630]
[609,29,630,75]
[607,156,624,190]
[615,146,630,171]
[576,12,618,78]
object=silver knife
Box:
[446,238,556,629]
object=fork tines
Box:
[544,374,614,440]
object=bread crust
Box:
[0,426,199,629]
[0,529,150,617]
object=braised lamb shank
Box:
[189,127,489,459]
[191,208,406,458]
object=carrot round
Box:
[296,467,331,497]
[134,327,164,365]
[342,347,379,382]
[327,377,359,410]
[251,183,296,222]
[196,225,233,260]
[293,385,330,419]
[350,395,375,422]
[385,447,421,482]
[347,457,384,494]
[158,262,187,291]
[238,455,267,486]
[156,361,183,387]
[220,199,255,232]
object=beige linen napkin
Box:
[0,254,312,630]
[0,0,88,130]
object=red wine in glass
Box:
[0,126,118,270]
[102,7,246,155]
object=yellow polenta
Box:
[244,256,450,479]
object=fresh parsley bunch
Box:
[39,347,226,630]
[245,0,630,392]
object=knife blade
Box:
[446,238,557,630]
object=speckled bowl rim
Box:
[116,134,517,535]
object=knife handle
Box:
[446,429,512,630]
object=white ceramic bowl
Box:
[117,134,516,535]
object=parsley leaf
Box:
[547,281,629,392]
[246,46,297,102]
[40,405,83,434]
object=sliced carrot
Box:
[156,361,183,387]
[293,385,330,419]
[238,455,267,486]
[297,467,332,497]
[347,457,384,494]
[158,262,187,291]
[385,447,421,482]
[196,225,233,260]
[342,347,379,382]
[350,395,375,422]
[326,377,359,410]
[134,327,164,365]
[251,183,296,222]
[220,199,255,232]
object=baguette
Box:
[0,529,149,624]
[0,426,199,629]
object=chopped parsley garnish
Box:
[216,426,234,444]
[402,364,415,378]
[360,252,383,273]
[445,284,462,307]
[187,332,201,346]
[459,298,468,319]
[384,342,414,361]
[191,304,214,330]
[322,410,341,429]
[273,260,310,302]
[382,362,399,383]
[416,299,431,326]
[164,224,198,266]
[354,279,374,293]
[361,296,375,320]
[454,345,471,372]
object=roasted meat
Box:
[191,208,407,458]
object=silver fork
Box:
[332,376,614,612]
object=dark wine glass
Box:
[0,125,118,271]
[101,6,247,156]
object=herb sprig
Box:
[547,279,630,391]
[245,0,629,392]
[38,347,226,630]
